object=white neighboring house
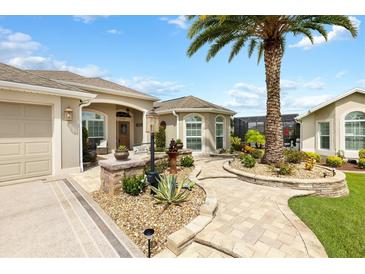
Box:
[296,88,365,160]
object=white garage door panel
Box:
[0,102,52,182]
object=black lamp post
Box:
[146,107,160,190]
[143,228,155,258]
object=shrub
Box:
[326,156,344,167]
[251,149,264,159]
[241,154,256,168]
[284,149,305,164]
[304,157,316,171]
[155,126,166,151]
[304,151,321,163]
[243,145,255,154]
[274,162,294,175]
[230,136,242,151]
[150,175,190,206]
[176,139,183,144]
[180,155,194,167]
[336,149,345,159]
[145,159,169,175]
[122,175,146,196]
[245,129,265,148]
[359,149,365,159]
[358,158,365,169]
[117,145,127,151]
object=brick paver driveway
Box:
[0,178,143,258]
[176,157,327,258]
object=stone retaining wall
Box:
[223,161,349,197]
[99,150,192,194]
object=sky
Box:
[0,15,364,117]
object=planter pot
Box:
[176,143,183,150]
[167,151,178,174]
[114,150,129,161]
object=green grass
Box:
[288,173,365,258]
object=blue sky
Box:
[0,15,364,116]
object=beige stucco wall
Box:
[61,97,80,169]
[300,92,365,159]
[159,114,177,146]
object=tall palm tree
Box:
[187,16,357,164]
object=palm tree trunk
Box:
[262,38,284,164]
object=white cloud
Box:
[160,16,188,29]
[281,79,300,90]
[335,70,347,79]
[107,29,121,35]
[283,94,333,110]
[118,76,184,96]
[0,26,106,78]
[357,79,365,85]
[289,16,360,49]
[302,77,325,89]
[73,15,108,24]
[224,82,266,109]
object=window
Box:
[319,122,330,150]
[248,122,256,129]
[185,115,202,151]
[215,116,224,149]
[82,111,106,148]
[345,111,365,150]
[256,121,265,133]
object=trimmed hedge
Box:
[326,156,344,168]
[304,151,321,163]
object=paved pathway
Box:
[170,157,327,258]
[0,178,143,257]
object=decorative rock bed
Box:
[224,160,349,197]
[99,149,192,194]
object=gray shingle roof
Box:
[155,96,236,115]
[0,63,84,92]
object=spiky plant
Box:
[150,174,190,206]
[187,16,357,164]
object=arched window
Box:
[345,111,365,150]
[185,115,202,151]
[215,116,224,149]
[82,111,106,148]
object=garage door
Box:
[0,102,52,182]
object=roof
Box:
[0,63,84,93]
[296,88,365,120]
[155,95,236,115]
[28,70,159,101]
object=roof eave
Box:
[156,108,236,115]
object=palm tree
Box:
[187,16,357,164]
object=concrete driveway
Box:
[0,178,143,258]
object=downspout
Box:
[172,110,180,142]
[79,99,92,172]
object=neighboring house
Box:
[155,96,236,154]
[0,63,235,182]
[296,88,365,160]
[234,114,300,147]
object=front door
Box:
[117,121,130,149]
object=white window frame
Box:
[344,111,365,151]
[82,109,108,141]
[215,115,225,150]
[316,120,332,152]
[184,113,205,152]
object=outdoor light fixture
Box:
[143,228,155,258]
[146,107,160,191]
[64,106,73,121]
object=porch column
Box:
[142,110,147,143]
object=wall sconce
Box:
[64,106,73,121]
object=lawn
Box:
[289,173,365,258]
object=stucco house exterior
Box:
[296,88,365,160]
[0,63,235,183]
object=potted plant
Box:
[114,145,129,161]
[176,139,183,150]
[166,139,178,174]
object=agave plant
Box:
[150,174,190,206]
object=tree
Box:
[155,126,166,151]
[187,16,357,164]
[245,129,265,148]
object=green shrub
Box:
[304,151,321,163]
[180,155,194,167]
[245,129,265,147]
[275,162,294,175]
[241,154,256,168]
[145,159,169,174]
[155,126,166,151]
[336,149,345,159]
[326,156,344,167]
[251,149,264,159]
[359,149,365,159]
[150,175,190,206]
[230,136,242,151]
[358,158,365,169]
[284,149,305,164]
[176,139,182,144]
[122,175,146,196]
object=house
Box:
[155,96,236,154]
[0,63,235,182]
[234,114,300,147]
[296,88,365,160]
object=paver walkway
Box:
[171,157,327,258]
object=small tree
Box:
[245,129,265,148]
[155,126,166,150]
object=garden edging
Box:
[164,165,218,256]
[223,161,349,197]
